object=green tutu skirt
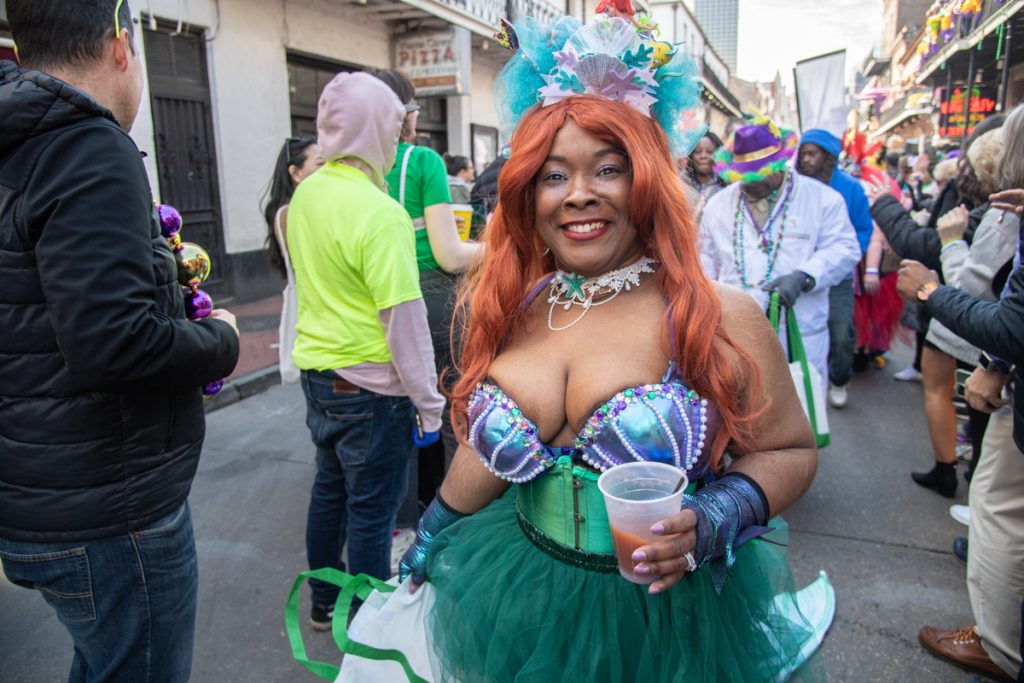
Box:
[425,489,828,683]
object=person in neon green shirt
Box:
[286,72,444,631]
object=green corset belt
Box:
[515,457,619,572]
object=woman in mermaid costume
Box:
[398,10,833,682]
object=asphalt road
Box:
[0,344,1002,682]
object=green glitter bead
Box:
[624,389,634,398]
[647,391,656,400]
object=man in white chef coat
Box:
[700,118,861,390]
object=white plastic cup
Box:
[597,461,687,584]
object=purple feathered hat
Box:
[715,117,798,183]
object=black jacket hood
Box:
[0,60,119,158]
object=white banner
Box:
[794,50,847,136]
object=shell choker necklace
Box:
[546,255,658,331]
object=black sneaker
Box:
[953,537,968,564]
[310,603,334,632]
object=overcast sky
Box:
[736,0,885,87]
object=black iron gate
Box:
[143,25,228,299]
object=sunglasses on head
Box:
[114,0,127,35]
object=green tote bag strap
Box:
[769,293,827,447]
[284,568,429,683]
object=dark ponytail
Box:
[261,137,316,279]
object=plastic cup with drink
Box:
[451,204,473,241]
[598,461,687,584]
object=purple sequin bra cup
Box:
[467,368,719,484]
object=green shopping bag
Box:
[769,293,830,448]
[284,568,429,682]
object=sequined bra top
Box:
[467,363,720,484]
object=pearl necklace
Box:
[732,172,794,290]
[547,256,658,332]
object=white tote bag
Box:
[274,207,300,384]
[286,569,441,683]
[769,294,830,448]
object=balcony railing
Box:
[915,0,1023,84]
[401,0,566,37]
[512,0,566,26]
[701,59,741,116]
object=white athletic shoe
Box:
[828,384,848,409]
[893,366,923,382]
[949,504,971,526]
[390,527,417,577]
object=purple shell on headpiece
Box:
[185,288,213,320]
[202,379,224,397]
[158,205,183,239]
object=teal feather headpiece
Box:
[494,14,707,160]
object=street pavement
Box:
[0,343,1004,682]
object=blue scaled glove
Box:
[762,270,815,308]
[398,492,466,586]
[682,473,772,593]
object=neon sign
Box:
[939,88,997,138]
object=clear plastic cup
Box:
[597,461,687,584]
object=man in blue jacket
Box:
[0,2,239,680]
[798,129,874,409]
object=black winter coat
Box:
[871,192,984,272]
[925,230,1024,452]
[0,61,239,542]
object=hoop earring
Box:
[539,246,550,256]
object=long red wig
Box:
[450,96,762,467]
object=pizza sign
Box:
[394,30,463,96]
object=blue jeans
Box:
[827,276,856,387]
[0,502,197,682]
[301,370,415,607]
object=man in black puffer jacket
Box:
[0,2,239,680]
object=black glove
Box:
[762,271,815,307]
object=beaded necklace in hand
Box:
[547,255,659,332]
[732,172,795,290]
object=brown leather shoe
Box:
[919,625,1015,682]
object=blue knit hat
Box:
[799,129,842,159]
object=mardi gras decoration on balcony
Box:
[158,204,224,398]
[918,0,1001,64]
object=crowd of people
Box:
[2,0,1024,682]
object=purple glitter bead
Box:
[185,288,213,320]
[158,205,183,239]
[202,379,224,396]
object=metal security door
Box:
[143,26,228,298]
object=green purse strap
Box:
[284,568,429,683]
[768,293,822,440]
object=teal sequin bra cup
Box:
[467,363,718,484]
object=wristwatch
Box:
[980,351,1015,376]
[916,281,940,301]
